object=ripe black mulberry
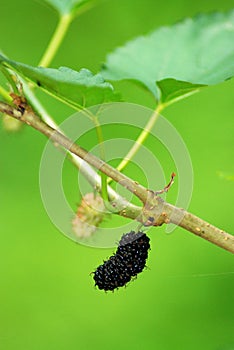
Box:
[93,231,150,291]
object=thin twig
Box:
[107,104,163,184]
[38,14,73,68]
[1,101,233,254]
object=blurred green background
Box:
[0,0,234,349]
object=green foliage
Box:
[0,55,120,109]
[157,79,205,106]
[102,10,234,105]
[41,0,94,16]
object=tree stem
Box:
[1,101,233,254]
[159,201,234,254]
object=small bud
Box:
[1,113,22,132]
[72,192,110,239]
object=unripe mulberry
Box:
[72,192,110,239]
